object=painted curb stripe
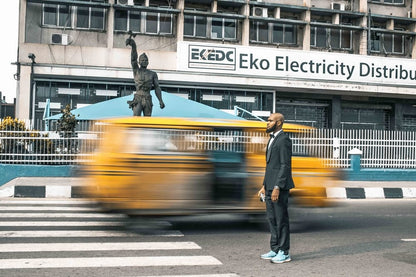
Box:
[325,187,347,198]
[0,256,222,269]
[46,185,72,198]
[402,188,416,198]
[364,187,384,199]
[383,188,403,198]
[14,186,45,198]
[346,188,365,199]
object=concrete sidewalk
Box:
[0,177,416,199]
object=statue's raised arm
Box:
[125,31,165,116]
[125,31,138,71]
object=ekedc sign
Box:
[180,42,416,86]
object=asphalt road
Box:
[0,198,415,277]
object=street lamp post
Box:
[28,53,36,127]
[367,9,372,55]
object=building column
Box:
[301,7,310,50]
[16,65,31,119]
[358,0,368,55]
[107,0,114,49]
[331,96,341,129]
[410,1,416,59]
[16,0,28,118]
[241,1,250,46]
[176,0,184,42]
[413,0,416,19]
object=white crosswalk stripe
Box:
[0,221,125,226]
[0,242,201,252]
[0,256,222,269]
[138,275,239,277]
[0,206,97,211]
[0,229,184,237]
[0,199,236,275]
[0,212,125,218]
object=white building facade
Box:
[17,0,416,130]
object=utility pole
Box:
[367,9,372,55]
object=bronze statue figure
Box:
[126,32,165,116]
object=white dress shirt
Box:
[267,129,282,149]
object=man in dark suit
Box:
[258,113,295,264]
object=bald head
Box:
[266,113,284,133]
[271,113,284,123]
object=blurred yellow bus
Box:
[80,117,337,217]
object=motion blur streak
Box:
[79,117,339,217]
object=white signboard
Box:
[177,41,416,87]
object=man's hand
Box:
[257,186,265,197]
[125,37,134,47]
[160,101,165,109]
[271,188,280,202]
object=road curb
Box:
[326,187,416,199]
[0,185,416,199]
[0,185,85,198]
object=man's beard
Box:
[266,123,277,133]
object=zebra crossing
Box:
[0,198,239,277]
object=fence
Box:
[294,129,416,169]
[1,118,415,168]
[0,118,101,165]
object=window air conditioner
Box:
[51,34,69,46]
[252,7,267,17]
[331,2,345,11]
[117,0,134,5]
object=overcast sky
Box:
[0,2,19,103]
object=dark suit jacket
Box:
[263,131,295,191]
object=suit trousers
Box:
[265,189,290,254]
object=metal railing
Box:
[0,130,100,164]
[1,118,415,168]
[0,118,102,165]
[292,129,416,169]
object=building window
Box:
[250,22,297,45]
[403,115,416,131]
[250,21,269,42]
[211,18,236,40]
[275,101,329,128]
[371,0,404,4]
[311,26,352,50]
[76,7,105,30]
[34,80,136,129]
[145,12,173,34]
[162,86,273,119]
[184,14,207,38]
[371,30,404,54]
[272,23,296,44]
[341,107,391,130]
[42,3,105,30]
[114,10,141,32]
[43,4,72,27]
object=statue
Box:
[125,31,165,116]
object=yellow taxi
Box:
[80,117,337,216]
